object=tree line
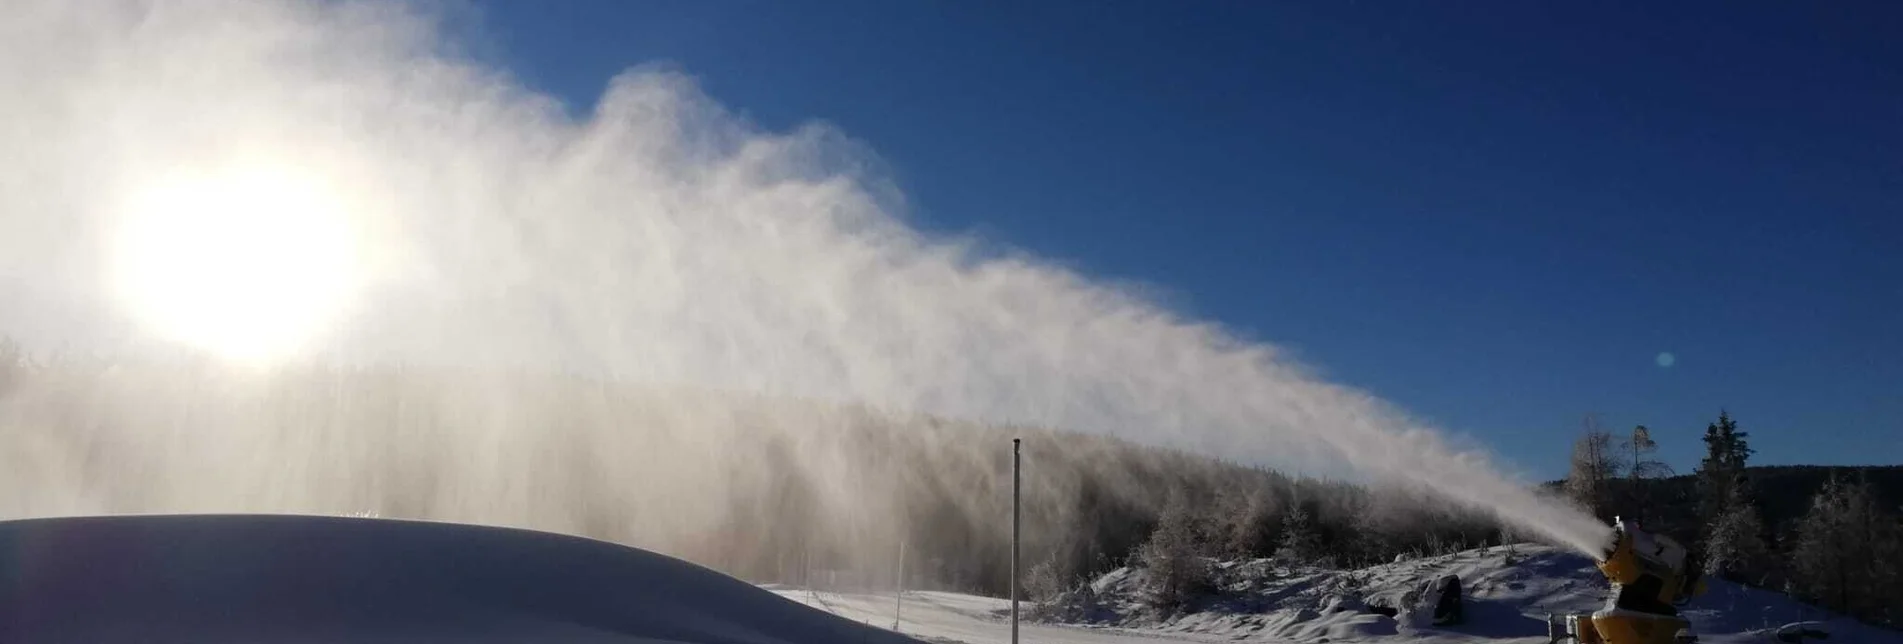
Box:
[1561,410,1903,628]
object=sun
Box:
[112,166,360,363]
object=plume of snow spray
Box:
[0,0,1610,558]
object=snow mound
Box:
[1047,544,1903,644]
[0,514,919,644]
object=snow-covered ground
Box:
[0,514,915,644]
[774,587,1218,644]
[777,545,1902,644]
[3,514,1890,644]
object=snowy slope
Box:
[1060,545,1903,644]
[0,514,919,644]
[777,545,1902,644]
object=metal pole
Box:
[1011,438,1021,644]
[894,540,905,631]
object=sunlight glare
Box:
[113,166,360,363]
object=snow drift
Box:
[0,514,918,644]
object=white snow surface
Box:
[776,545,1901,644]
[0,514,919,644]
[3,515,1890,644]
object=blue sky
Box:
[468,0,1900,478]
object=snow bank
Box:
[0,514,918,644]
[1043,545,1902,644]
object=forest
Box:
[1559,412,1903,628]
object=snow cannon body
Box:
[1588,518,1706,644]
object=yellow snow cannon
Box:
[1589,518,1706,644]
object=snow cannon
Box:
[1587,518,1706,644]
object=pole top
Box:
[1013,438,1021,450]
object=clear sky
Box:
[465,0,1900,478]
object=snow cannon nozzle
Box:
[1600,516,1634,561]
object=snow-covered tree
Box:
[1703,503,1770,584]
[1789,477,1902,623]
[1024,556,1068,603]
[1136,502,1212,610]
[1275,504,1322,563]
[1219,487,1278,559]
[1564,416,1625,520]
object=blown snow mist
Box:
[0,0,1612,557]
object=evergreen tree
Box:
[1136,502,1212,610]
[1789,477,1902,624]
[1220,488,1278,559]
[1275,504,1321,563]
[1696,410,1754,522]
[1878,510,1903,627]
[1703,503,1771,584]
